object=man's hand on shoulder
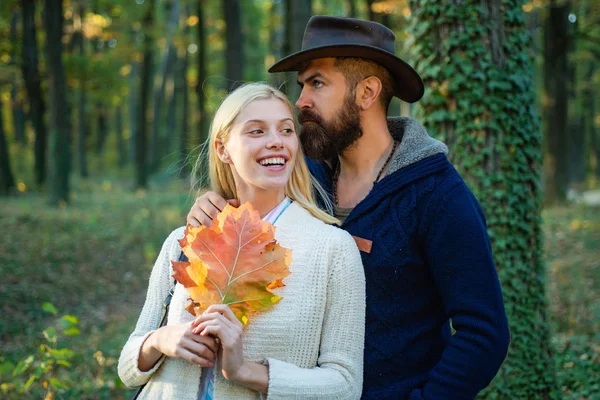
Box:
[186,191,239,227]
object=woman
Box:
[118,83,366,399]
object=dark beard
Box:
[298,93,362,163]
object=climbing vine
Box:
[407,0,558,398]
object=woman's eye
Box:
[282,128,294,134]
[248,129,263,135]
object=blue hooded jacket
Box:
[307,117,510,400]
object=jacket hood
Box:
[386,117,448,176]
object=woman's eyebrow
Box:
[244,118,294,124]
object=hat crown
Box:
[302,16,396,55]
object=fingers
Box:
[186,191,236,227]
[205,304,240,325]
[176,347,214,367]
[189,333,219,355]
[192,312,235,335]
[227,199,240,207]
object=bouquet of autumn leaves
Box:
[171,203,291,325]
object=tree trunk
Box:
[11,12,26,145]
[223,0,243,91]
[347,0,357,18]
[408,0,558,398]
[75,2,88,178]
[44,0,71,205]
[136,0,155,189]
[0,102,16,195]
[116,104,126,168]
[568,62,592,189]
[543,3,570,204]
[150,0,180,172]
[129,58,139,164]
[284,0,312,101]
[21,0,48,186]
[366,0,375,21]
[196,0,208,143]
[177,7,190,178]
[592,85,599,178]
[269,0,285,87]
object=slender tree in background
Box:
[177,5,191,177]
[569,61,593,187]
[21,0,47,186]
[116,104,126,169]
[44,0,71,205]
[284,0,312,102]
[408,1,558,398]
[128,49,139,164]
[0,101,16,195]
[347,0,357,18]
[150,0,180,172]
[196,0,208,141]
[543,2,570,204]
[223,0,243,90]
[74,1,89,178]
[136,0,155,189]
[10,12,26,145]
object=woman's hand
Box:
[139,322,218,371]
[191,305,246,381]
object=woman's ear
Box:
[215,139,231,163]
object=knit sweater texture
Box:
[307,117,510,400]
[118,202,366,399]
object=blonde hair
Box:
[191,82,338,225]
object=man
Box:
[187,16,510,399]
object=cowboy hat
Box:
[268,15,424,103]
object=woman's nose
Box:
[266,129,284,148]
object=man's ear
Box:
[215,139,231,163]
[355,76,382,111]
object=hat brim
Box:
[268,44,424,103]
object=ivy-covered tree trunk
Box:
[21,0,47,186]
[408,1,558,398]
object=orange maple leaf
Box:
[172,202,291,324]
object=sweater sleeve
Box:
[117,227,184,388]
[266,231,366,400]
[410,182,510,400]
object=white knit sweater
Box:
[118,202,366,399]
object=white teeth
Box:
[259,157,285,166]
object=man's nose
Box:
[295,87,312,110]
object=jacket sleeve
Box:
[266,231,366,400]
[411,181,510,400]
[117,227,184,388]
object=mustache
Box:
[298,109,323,125]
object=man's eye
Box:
[314,80,323,88]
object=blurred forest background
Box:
[0,0,598,399]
